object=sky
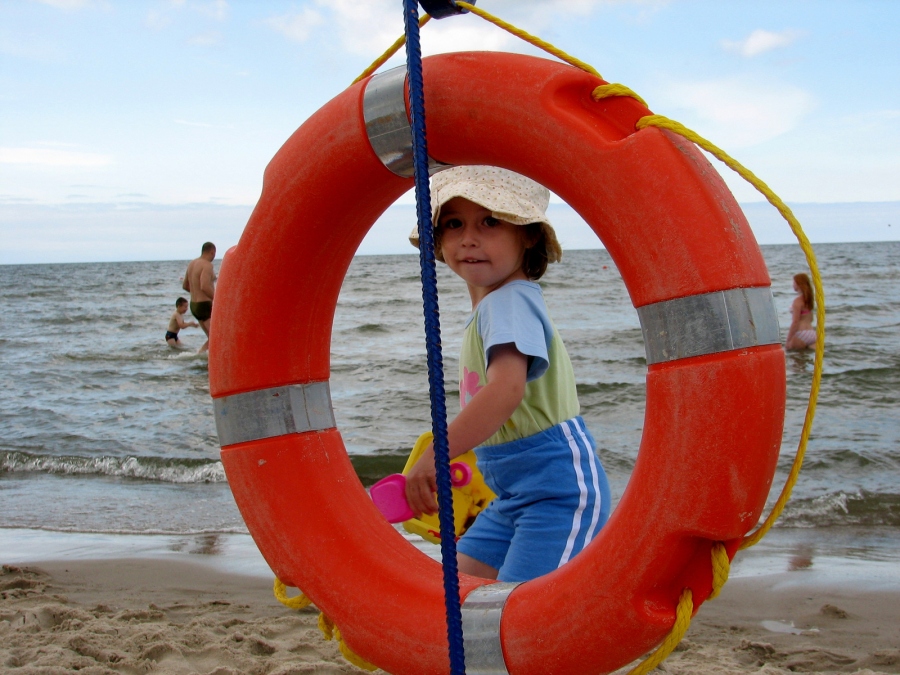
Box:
[1,0,899,263]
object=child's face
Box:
[177,303,188,314]
[438,197,529,301]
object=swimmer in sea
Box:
[165,297,198,348]
[785,272,817,351]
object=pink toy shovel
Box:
[370,462,473,523]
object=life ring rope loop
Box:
[319,613,380,671]
[273,577,313,610]
[626,588,694,675]
[274,580,378,672]
[626,542,729,675]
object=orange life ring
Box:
[210,52,785,675]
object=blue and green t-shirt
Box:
[459,280,580,447]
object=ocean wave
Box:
[578,381,646,407]
[777,490,900,528]
[58,351,179,364]
[1,450,226,483]
[1,524,250,537]
[354,323,391,334]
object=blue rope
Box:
[402,2,466,674]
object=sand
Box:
[2,558,899,675]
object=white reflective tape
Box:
[214,382,335,446]
[637,286,780,365]
[461,582,521,675]
[363,66,452,178]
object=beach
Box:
[3,528,900,674]
[2,242,899,673]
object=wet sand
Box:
[2,553,899,675]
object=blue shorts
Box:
[457,416,611,582]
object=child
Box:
[785,272,816,350]
[166,297,198,348]
[405,166,609,582]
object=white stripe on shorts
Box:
[559,420,589,566]
[573,417,603,546]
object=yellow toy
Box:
[401,432,496,544]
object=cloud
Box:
[264,7,325,43]
[174,119,234,129]
[145,10,172,30]
[658,77,815,149]
[187,31,223,46]
[30,0,93,9]
[196,0,228,22]
[145,0,226,30]
[0,34,64,61]
[721,29,801,58]
[0,147,114,167]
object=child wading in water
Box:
[405,166,609,582]
[165,297,198,348]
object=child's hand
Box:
[405,445,439,517]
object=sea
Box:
[2,242,899,584]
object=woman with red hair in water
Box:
[786,273,817,351]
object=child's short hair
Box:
[521,222,558,280]
[176,297,188,307]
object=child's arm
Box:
[405,343,527,517]
[175,313,199,329]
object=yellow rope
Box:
[351,15,431,85]
[318,613,379,671]
[626,589,693,675]
[592,82,648,108]
[625,543,729,673]
[273,577,313,610]
[708,542,731,600]
[633,114,825,550]
[275,579,375,671]
[455,1,601,78]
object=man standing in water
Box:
[183,242,216,353]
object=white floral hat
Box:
[408,165,562,264]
